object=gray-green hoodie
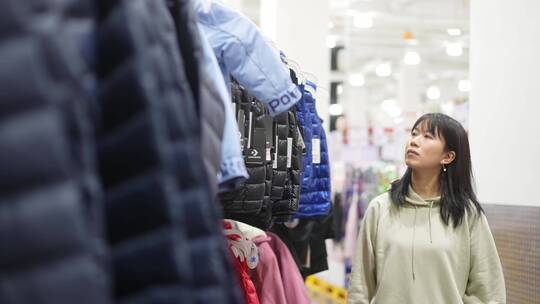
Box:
[347,187,506,304]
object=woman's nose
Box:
[410,136,420,147]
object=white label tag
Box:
[266,148,271,161]
[312,138,321,164]
[247,242,259,269]
[247,112,253,148]
[273,136,278,169]
[287,137,293,168]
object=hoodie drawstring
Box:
[412,202,434,281]
[412,206,417,281]
[429,201,433,244]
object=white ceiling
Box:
[237,0,470,87]
[328,0,471,125]
[331,0,470,78]
[227,0,471,125]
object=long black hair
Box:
[390,113,483,228]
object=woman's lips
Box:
[406,149,420,156]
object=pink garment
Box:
[251,234,309,304]
[266,232,310,304]
[251,236,287,304]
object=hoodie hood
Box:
[404,185,441,207]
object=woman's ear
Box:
[441,151,456,165]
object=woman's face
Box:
[405,121,449,170]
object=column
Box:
[470,0,540,206]
[398,62,421,114]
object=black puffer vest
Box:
[221,81,304,228]
[220,83,269,216]
[219,82,276,230]
[272,110,304,221]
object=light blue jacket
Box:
[194,0,301,116]
[198,25,249,189]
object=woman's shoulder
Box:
[367,191,393,210]
[463,201,487,229]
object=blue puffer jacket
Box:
[0,0,112,303]
[295,81,331,217]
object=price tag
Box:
[312,137,321,164]
[286,137,293,168]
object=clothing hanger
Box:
[284,57,329,92]
[283,57,306,84]
[282,55,330,94]
[302,71,319,86]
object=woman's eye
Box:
[425,134,433,139]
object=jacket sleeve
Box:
[196,25,249,188]
[463,213,506,304]
[347,202,378,304]
[195,0,301,116]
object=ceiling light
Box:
[381,99,395,109]
[403,31,414,40]
[346,9,358,16]
[393,117,404,125]
[381,99,401,118]
[328,21,335,29]
[441,101,455,115]
[329,104,344,116]
[458,80,471,92]
[404,51,421,65]
[376,63,392,77]
[353,13,373,29]
[426,86,441,100]
[348,73,365,87]
[446,42,463,57]
[447,28,462,36]
[326,36,337,48]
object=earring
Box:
[443,164,447,172]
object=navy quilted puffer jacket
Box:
[97,0,241,303]
[295,81,331,217]
[0,0,112,303]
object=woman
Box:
[348,113,506,304]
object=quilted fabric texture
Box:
[96,0,241,303]
[0,0,112,303]
[294,81,331,217]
